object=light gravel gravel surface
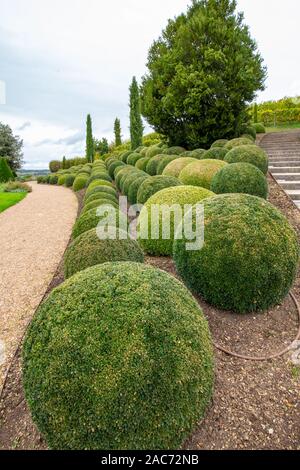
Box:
[0,182,77,393]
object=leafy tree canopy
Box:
[141,0,267,148]
[0,122,24,171]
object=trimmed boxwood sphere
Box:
[65,174,75,187]
[135,157,151,171]
[108,160,125,178]
[81,198,119,216]
[145,145,162,159]
[72,206,128,239]
[137,176,182,205]
[163,157,197,178]
[84,193,118,208]
[138,186,214,255]
[120,170,142,194]
[203,148,228,161]
[253,123,266,134]
[241,125,256,140]
[211,162,268,199]
[161,146,186,155]
[225,137,254,150]
[174,194,299,313]
[128,176,149,204]
[156,155,179,175]
[23,262,213,450]
[84,186,117,203]
[64,229,144,278]
[87,173,112,185]
[73,176,88,191]
[49,175,58,185]
[211,139,228,148]
[115,167,133,190]
[224,145,269,175]
[179,159,228,189]
[181,149,207,159]
[122,171,147,196]
[127,153,143,166]
[146,154,165,176]
[120,151,133,163]
[58,175,67,185]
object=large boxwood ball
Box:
[64,229,144,278]
[122,171,147,196]
[84,186,117,203]
[203,148,228,161]
[145,145,162,159]
[135,157,151,171]
[137,176,182,204]
[181,149,207,159]
[156,155,179,175]
[211,162,268,199]
[84,192,118,207]
[163,157,197,178]
[224,145,268,175]
[81,198,119,216]
[241,125,256,140]
[72,175,88,192]
[179,159,228,189]
[115,167,133,189]
[225,137,254,150]
[173,194,299,313]
[211,139,228,148]
[127,152,143,166]
[138,186,214,255]
[23,262,214,450]
[128,176,149,204]
[253,123,266,134]
[72,206,128,239]
[108,160,125,178]
[161,146,186,155]
[146,154,165,175]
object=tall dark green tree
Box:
[141,0,267,148]
[62,156,67,169]
[253,103,258,123]
[129,77,144,150]
[114,118,122,147]
[0,157,14,182]
[0,122,23,171]
[86,114,94,162]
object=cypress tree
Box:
[129,77,143,150]
[114,118,122,147]
[86,114,94,163]
[62,156,66,169]
[0,157,14,182]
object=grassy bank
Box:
[0,184,27,213]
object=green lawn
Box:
[266,122,300,133]
[0,187,27,213]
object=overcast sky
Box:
[0,0,299,169]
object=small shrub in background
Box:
[4,181,32,193]
[64,174,76,188]
[137,176,181,204]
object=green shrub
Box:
[181,149,206,159]
[88,173,112,185]
[253,123,266,134]
[161,147,186,155]
[4,181,32,193]
[174,194,299,313]
[241,125,256,140]
[156,155,179,175]
[145,155,165,176]
[72,206,128,239]
[49,175,58,185]
[0,157,14,182]
[122,171,147,196]
[202,148,228,160]
[64,229,144,278]
[135,157,151,171]
[73,176,88,192]
[81,198,119,216]
[115,167,133,190]
[128,176,149,204]
[163,157,197,178]
[225,137,254,150]
[179,159,228,189]
[86,180,114,197]
[224,145,268,174]
[127,153,143,166]
[121,151,134,163]
[211,162,268,199]
[108,161,125,179]
[137,176,182,204]
[84,192,118,207]
[138,186,214,255]
[65,174,76,188]
[145,145,162,159]
[23,262,213,450]
[211,139,228,148]
[58,175,67,186]
[84,186,117,203]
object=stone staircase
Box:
[259,130,300,208]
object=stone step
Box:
[278,181,300,190]
[270,166,300,173]
[286,190,300,200]
[276,174,300,181]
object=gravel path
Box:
[0,182,78,394]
